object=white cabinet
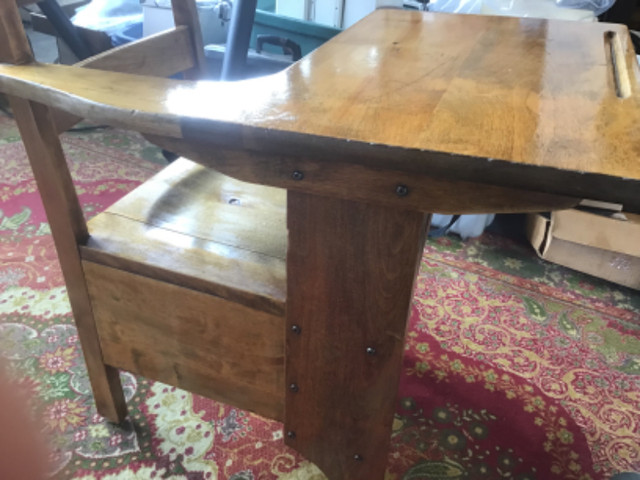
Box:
[276,0,402,29]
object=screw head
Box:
[289,383,299,393]
[395,184,409,197]
[353,454,363,461]
[291,325,301,334]
[287,431,296,439]
[366,346,377,356]
[292,170,304,181]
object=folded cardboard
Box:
[526,208,640,290]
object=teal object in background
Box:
[257,0,275,11]
[251,2,342,57]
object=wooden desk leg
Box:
[285,191,429,479]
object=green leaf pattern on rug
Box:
[403,459,466,479]
[615,358,640,375]
[522,297,547,323]
[0,206,30,231]
[558,313,579,338]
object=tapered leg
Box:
[285,191,429,479]
[10,98,127,423]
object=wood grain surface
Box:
[76,26,195,80]
[82,158,287,315]
[0,1,33,64]
[285,192,428,479]
[147,135,580,214]
[55,26,198,133]
[0,11,638,208]
[85,262,285,421]
[171,0,207,80]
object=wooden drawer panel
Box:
[84,261,285,421]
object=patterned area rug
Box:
[0,114,638,480]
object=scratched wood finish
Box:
[146,135,579,214]
[84,262,285,421]
[10,98,127,423]
[81,158,287,315]
[285,192,428,479]
[0,11,638,207]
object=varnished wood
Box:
[55,27,197,133]
[171,0,207,80]
[57,24,199,132]
[10,98,127,423]
[285,192,428,479]
[0,1,33,64]
[81,158,287,316]
[3,9,640,480]
[84,262,285,421]
[146,135,580,214]
[0,12,638,208]
[75,27,195,76]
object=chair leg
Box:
[9,98,128,423]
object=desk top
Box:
[0,10,639,207]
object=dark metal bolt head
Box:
[289,383,299,393]
[291,324,301,334]
[287,430,296,439]
[292,170,304,181]
[366,346,377,356]
[395,184,409,197]
[353,454,364,461]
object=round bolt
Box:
[354,454,364,461]
[366,346,377,356]
[292,170,304,181]
[289,383,299,393]
[291,324,302,334]
[395,184,409,197]
[287,431,296,439]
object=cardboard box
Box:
[526,209,640,290]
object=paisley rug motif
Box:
[0,115,638,479]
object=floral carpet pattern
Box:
[0,114,638,479]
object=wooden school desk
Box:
[1,8,639,480]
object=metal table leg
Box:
[220,0,258,80]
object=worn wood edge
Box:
[80,242,286,317]
[52,27,194,133]
[84,261,285,421]
[0,64,182,137]
[146,135,580,214]
[0,62,636,208]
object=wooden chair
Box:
[0,0,287,425]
